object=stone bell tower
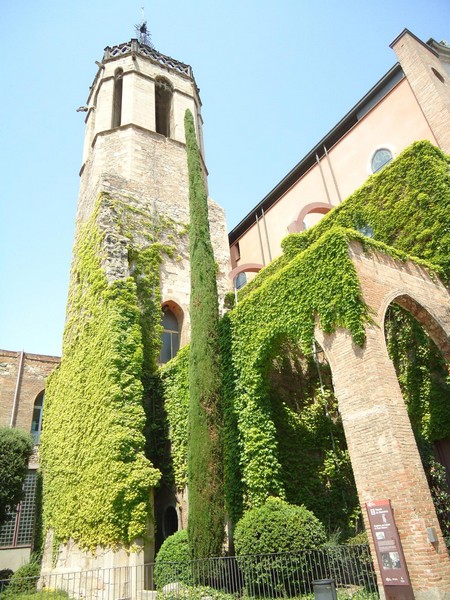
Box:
[40,34,230,582]
[77,36,230,334]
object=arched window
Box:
[31,391,44,445]
[234,272,247,290]
[356,224,374,238]
[112,68,123,128]
[155,78,173,137]
[160,306,180,364]
[371,148,393,173]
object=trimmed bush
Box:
[234,497,326,555]
[234,498,326,596]
[154,530,193,589]
[4,560,40,595]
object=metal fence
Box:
[0,544,379,600]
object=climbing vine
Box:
[386,305,450,537]
[240,141,449,301]
[41,193,187,552]
[161,140,450,539]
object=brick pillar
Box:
[317,324,450,600]
[391,30,450,154]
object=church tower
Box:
[77,36,230,329]
[40,32,230,581]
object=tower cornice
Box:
[103,39,195,81]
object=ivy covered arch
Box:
[224,227,369,526]
[382,292,450,538]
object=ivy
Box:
[240,141,449,301]
[386,305,450,536]
[160,347,190,489]
[160,140,449,540]
[41,193,186,552]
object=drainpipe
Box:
[316,153,332,205]
[261,208,272,262]
[10,351,25,427]
[255,213,266,266]
[324,145,342,203]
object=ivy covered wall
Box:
[42,140,450,553]
[41,193,186,552]
[161,141,450,538]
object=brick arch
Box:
[386,292,450,361]
[287,202,332,233]
[228,263,263,281]
[315,243,450,595]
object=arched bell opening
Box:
[155,77,173,137]
[112,68,123,128]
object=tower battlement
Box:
[103,39,195,80]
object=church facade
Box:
[1,27,450,599]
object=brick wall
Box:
[316,243,450,598]
[392,30,450,154]
[0,350,59,434]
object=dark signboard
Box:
[366,499,410,587]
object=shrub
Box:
[234,497,326,556]
[157,585,236,600]
[4,560,40,595]
[0,570,13,593]
[234,498,327,596]
[0,428,34,527]
[154,530,193,589]
[347,531,369,545]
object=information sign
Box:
[366,499,410,586]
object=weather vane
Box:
[135,6,153,48]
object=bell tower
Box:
[40,33,230,582]
[76,36,230,344]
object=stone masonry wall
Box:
[76,123,231,333]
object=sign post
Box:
[366,499,410,587]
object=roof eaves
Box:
[228,63,404,244]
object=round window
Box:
[371,148,393,173]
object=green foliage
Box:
[154,530,192,589]
[0,428,33,527]
[160,140,450,543]
[185,109,224,558]
[40,192,190,551]
[265,340,359,536]
[240,141,448,301]
[224,228,369,516]
[161,347,190,489]
[385,304,450,537]
[234,498,326,595]
[157,585,236,600]
[281,141,449,270]
[3,561,40,595]
[234,497,326,556]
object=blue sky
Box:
[1,0,449,357]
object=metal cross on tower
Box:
[135,6,153,48]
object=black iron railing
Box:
[0,544,379,599]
